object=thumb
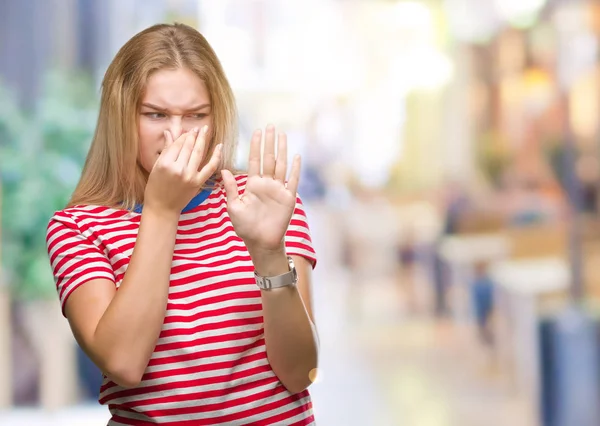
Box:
[221,170,239,204]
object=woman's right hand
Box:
[144,125,222,215]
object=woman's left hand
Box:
[221,124,301,254]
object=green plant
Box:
[0,70,98,300]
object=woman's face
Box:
[137,67,213,173]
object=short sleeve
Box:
[285,194,317,268]
[46,212,116,316]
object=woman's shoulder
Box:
[48,204,133,228]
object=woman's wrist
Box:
[246,244,289,277]
[142,204,181,223]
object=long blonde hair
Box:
[68,23,238,210]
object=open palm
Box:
[221,125,301,252]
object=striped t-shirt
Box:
[46,174,317,425]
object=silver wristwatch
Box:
[254,256,298,290]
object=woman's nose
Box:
[168,117,185,139]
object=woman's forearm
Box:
[250,248,319,394]
[92,207,179,387]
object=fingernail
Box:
[193,127,199,133]
[202,125,209,134]
[217,144,223,151]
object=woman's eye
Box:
[187,114,207,120]
[144,113,165,119]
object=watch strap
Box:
[254,256,298,290]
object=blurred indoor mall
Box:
[2,0,600,425]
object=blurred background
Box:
[2,0,600,425]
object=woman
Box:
[46,23,319,425]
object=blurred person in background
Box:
[45,23,318,425]
[431,181,471,318]
[396,228,419,314]
[470,261,495,347]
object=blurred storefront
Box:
[432,2,600,425]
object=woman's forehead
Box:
[142,68,209,109]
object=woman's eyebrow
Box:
[187,103,211,111]
[140,102,166,111]
[140,102,211,111]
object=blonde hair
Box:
[68,23,238,210]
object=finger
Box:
[274,132,287,182]
[286,154,301,196]
[220,168,239,205]
[247,129,262,177]
[160,130,183,163]
[195,143,222,185]
[263,124,276,178]
[175,127,198,165]
[188,125,209,172]
[164,130,174,147]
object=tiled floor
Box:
[310,268,531,426]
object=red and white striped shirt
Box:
[46,174,317,425]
